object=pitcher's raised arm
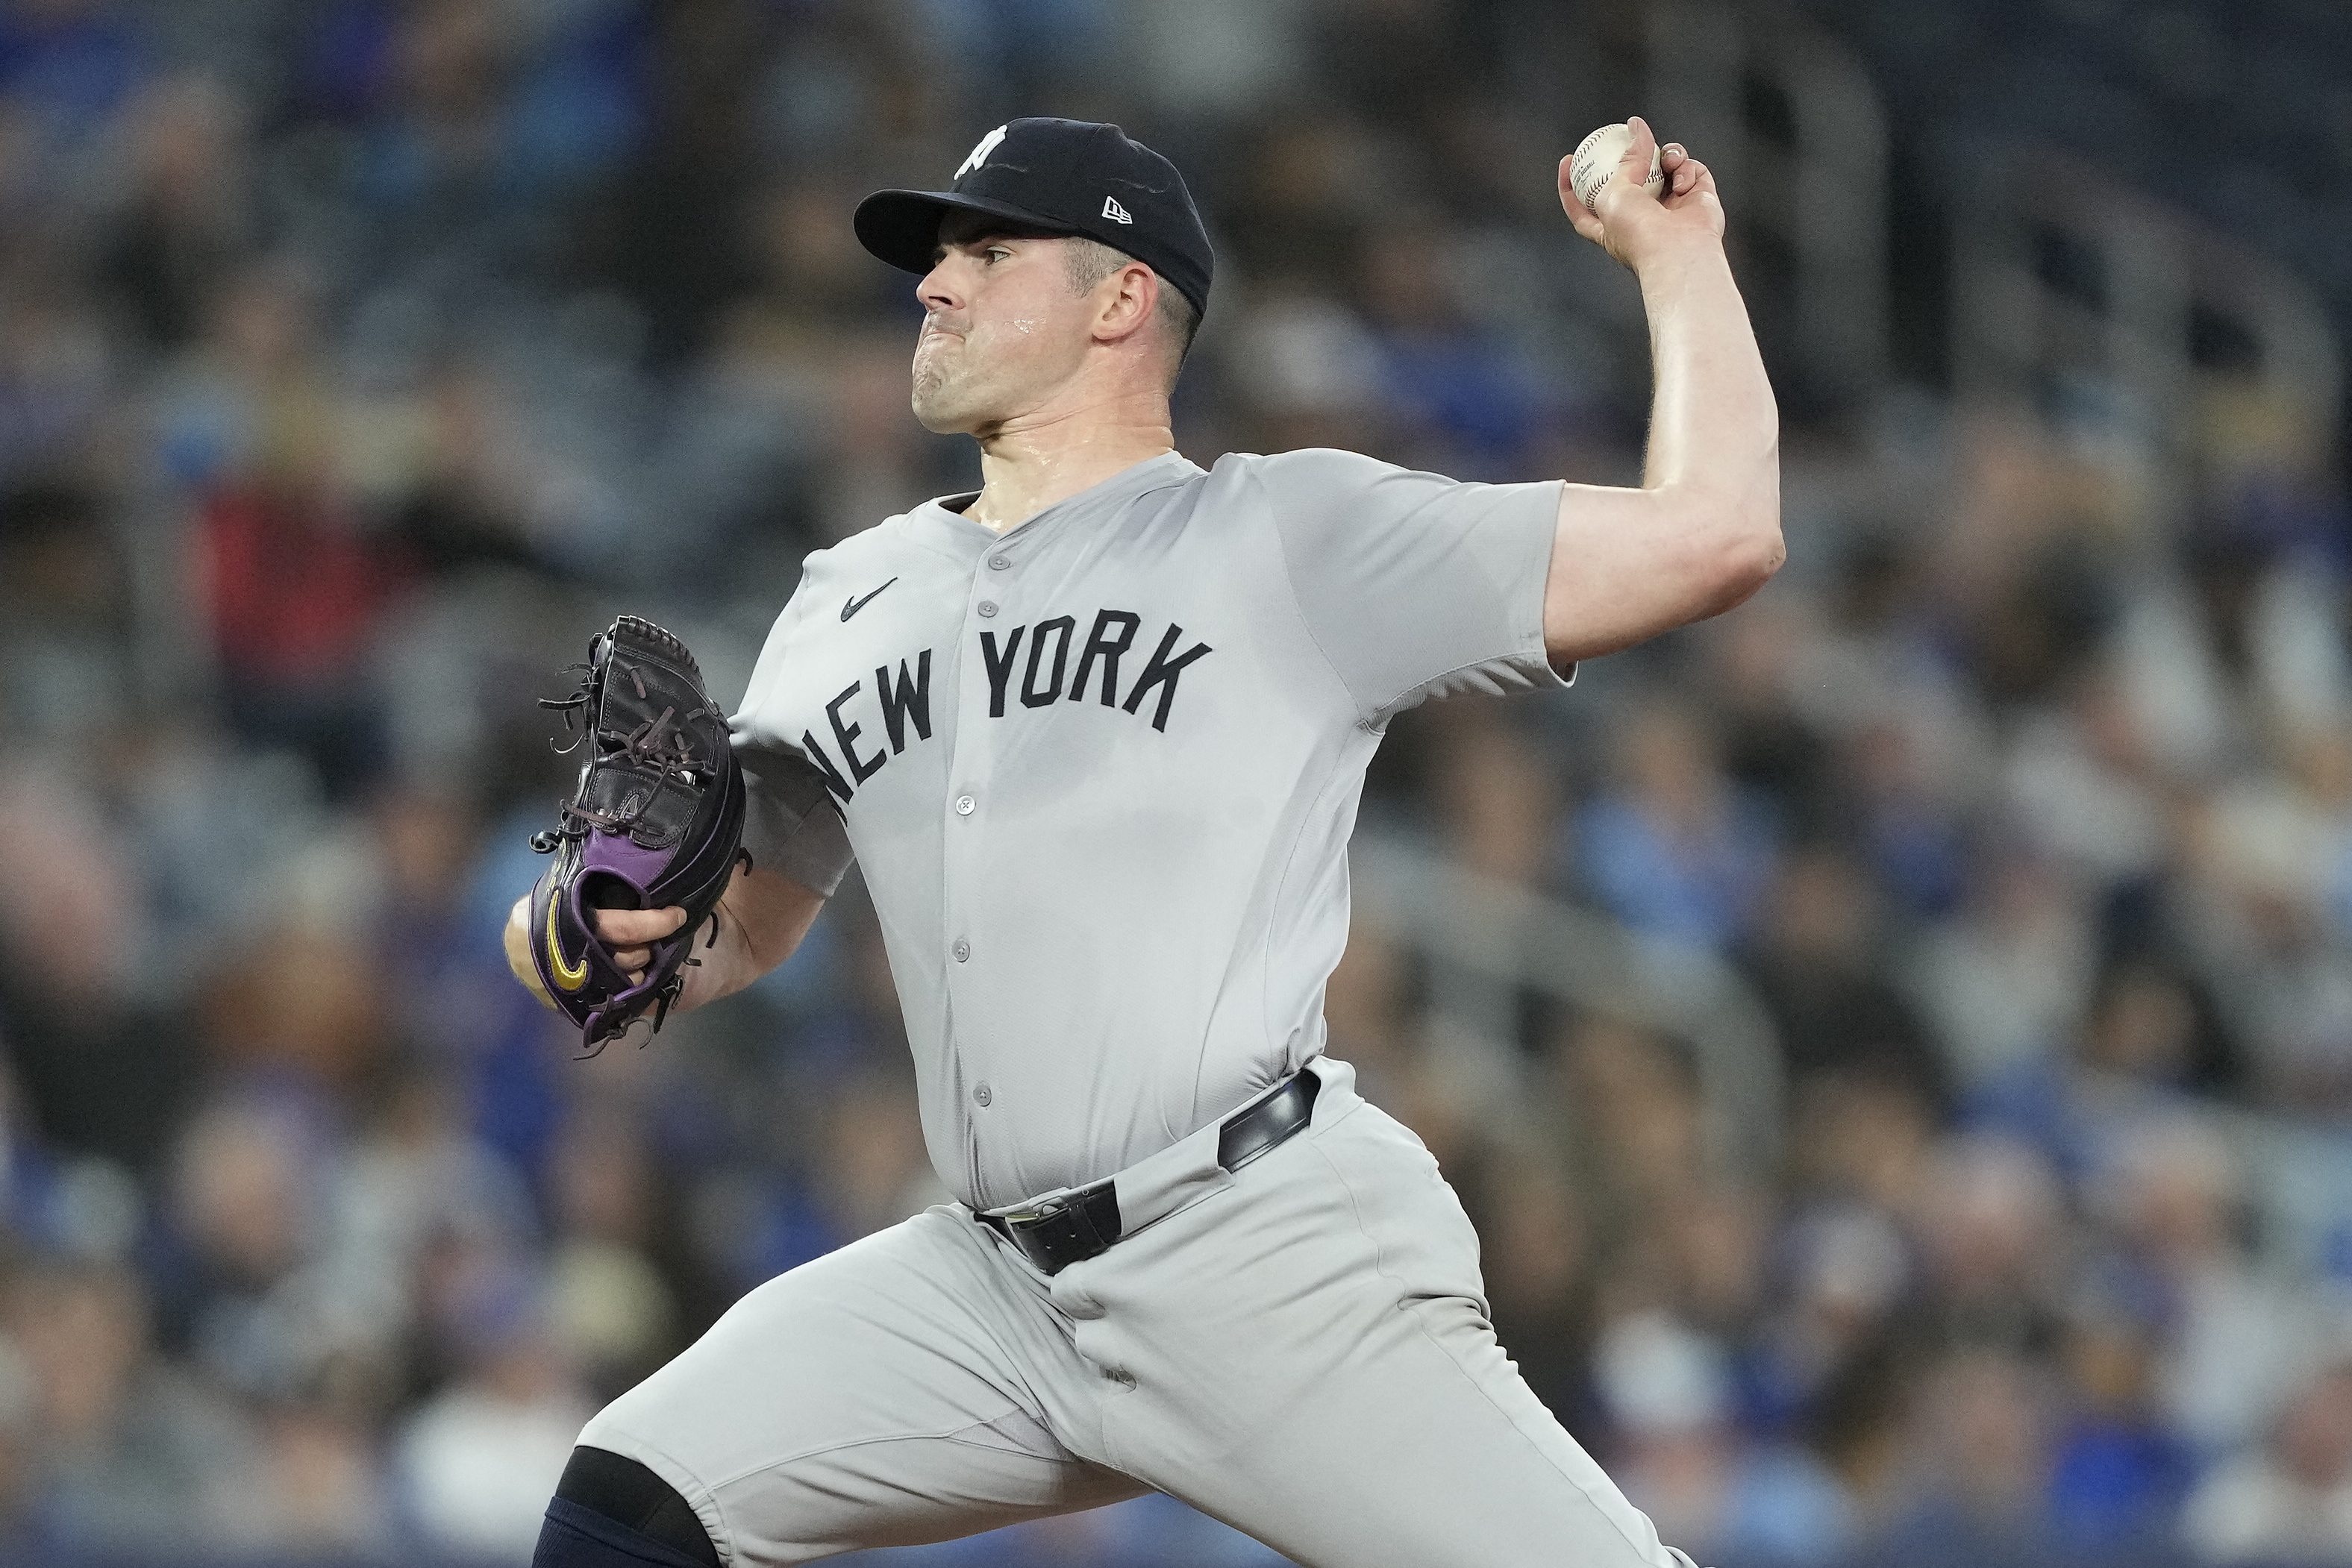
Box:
[1543,116,1783,663]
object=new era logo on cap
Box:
[1101,196,1131,225]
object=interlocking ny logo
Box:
[956,125,1008,181]
[1101,196,1132,225]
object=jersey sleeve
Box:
[1252,448,1571,721]
[729,575,857,897]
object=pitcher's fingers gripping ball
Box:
[1563,116,1721,266]
[1568,120,1664,210]
[527,615,748,1052]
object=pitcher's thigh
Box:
[1185,1289,1683,1568]
[1096,1108,1686,1568]
[582,1209,1145,1566]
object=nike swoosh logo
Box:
[841,578,898,621]
[545,891,590,992]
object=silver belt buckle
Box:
[1001,1192,1072,1229]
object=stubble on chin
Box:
[910,333,963,430]
[910,367,960,433]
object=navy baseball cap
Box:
[854,118,1213,319]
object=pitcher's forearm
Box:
[673,901,769,1009]
[1542,219,1782,658]
[1637,233,1778,509]
[679,864,828,1009]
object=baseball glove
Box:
[527,615,748,1052]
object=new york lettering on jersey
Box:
[797,609,1213,803]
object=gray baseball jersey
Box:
[730,448,1567,1211]
[589,448,1705,1568]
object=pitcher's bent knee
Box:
[533,1444,722,1568]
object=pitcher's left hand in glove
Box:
[509,614,748,1052]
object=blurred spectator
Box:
[181,265,407,797]
[1871,1349,2065,1568]
[1571,700,1778,952]
[199,923,390,1085]
[96,72,251,355]
[1226,289,1392,459]
[0,0,140,140]
[2186,1349,2352,1565]
[2091,1116,2314,1458]
[1222,114,1383,290]
[1354,215,1563,479]
[1317,918,1414,1108]
[2048,1291,2197,1553]
[10,1256,248,1556]
[542,1099,679,1400]
[1967,953,2232,1182]
[395,1256,589,1561]
[2005,666,2171,895]
[1838,715,1971,921]
[1744,1202,1915,1442]
[1477,1147,1592,1423]
[0,755,190,1170]
[1739,845,1948,1107]
[1786,1070,1936,1221]
[0,1333,35,1551]
[1910,1137,2068,1356]
[0,478,136,741]
[1596,1308,1857,1567]
[2180,765,2352,1117]
[1904,842,2098,1092]
[156,1092,349,1402]
[328,1058,534,1369]
[195,444,401,797]
[1433,707,1557,887]
[1555,1015,1705,1224]
[1704,595,1836,846]
[379,361,559,580]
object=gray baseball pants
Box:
[579,1058,1692,1567]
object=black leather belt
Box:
[978,1068,1321,1276]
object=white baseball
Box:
[1569,122,1665,213]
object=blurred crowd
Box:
[0,0,2350,1565]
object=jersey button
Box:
[955,795,975,816]
[978,601,998,618]
[988,555,1010,571]
[972,1082,992,1107]
[952,938,971,962]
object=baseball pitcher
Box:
[506,114,1777,1568]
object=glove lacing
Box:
[531,662,719,853]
